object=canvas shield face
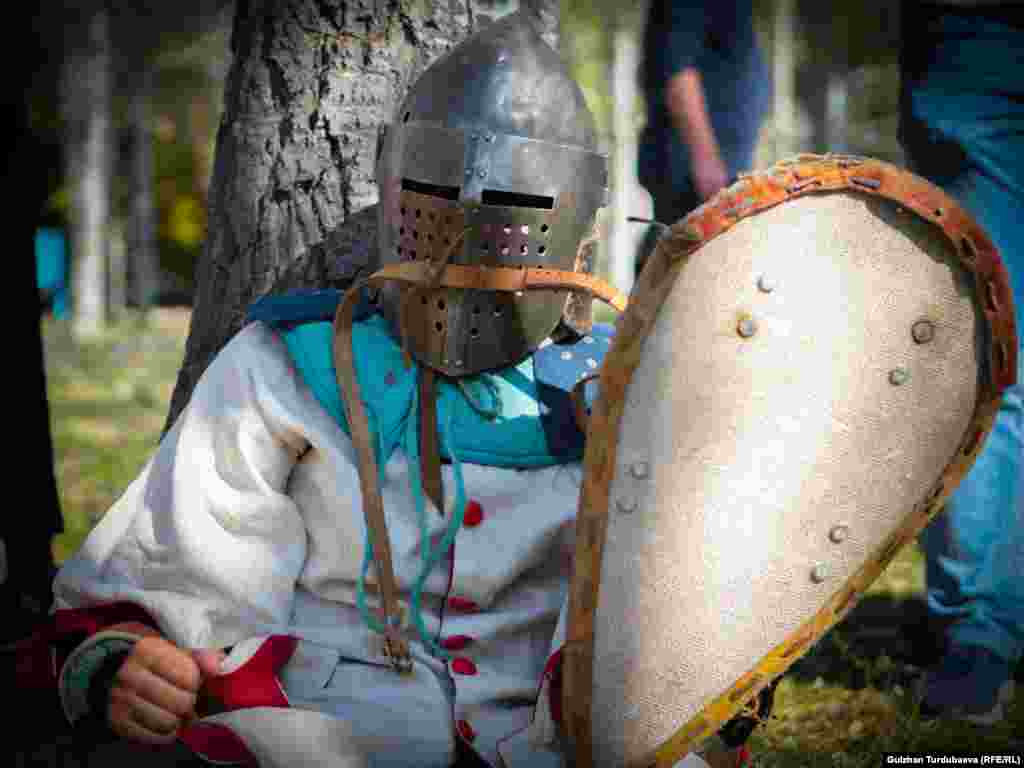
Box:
[563,156,1017,768]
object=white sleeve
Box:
[53,323,314,650]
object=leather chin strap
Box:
[332,258,627,673]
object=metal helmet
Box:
[374,11,608,377]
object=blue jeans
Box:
[900,3,1024,667]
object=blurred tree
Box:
[63,4,113,338]
[165,0,557,427]
[127,67,159,313]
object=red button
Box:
[447,596,478,612]
[456,719,476,742]
[463,500,484,528]
[441,635,474,651]
[451,657,478,676]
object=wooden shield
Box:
[563,155,1018,767]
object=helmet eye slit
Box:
[401,177,460,200]
[480,190,555,210]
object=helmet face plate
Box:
[374,12,607,376]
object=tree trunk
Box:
[108,216,127,319]
[608,15,640,296]
[129,66,159,314]
[166,0,560,428]
[65,5,113,338]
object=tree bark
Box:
[65,5,113,338]
[165,0,469,428]
[167,0,561,429]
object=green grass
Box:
[41,310,1022,763]
[43,309,190,564]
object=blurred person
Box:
[899,0,1024,724]
[636,0,771,272]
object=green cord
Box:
[355,366,471,659]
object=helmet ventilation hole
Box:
[437,299,446,310]
[470,327,480,338]
[538,245,547,255]
[520,245,528,255]
[540,224,549,234]
[434,321,443,332]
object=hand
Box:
[691,148,730,202]
[105,622,225,746]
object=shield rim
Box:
[563,153,1019,768]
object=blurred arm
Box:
[52,323,312,651]
[666,67,729,200]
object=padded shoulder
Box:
[533,323,615,458]
[533,322,614,398]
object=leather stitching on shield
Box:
[563,154,1018,768]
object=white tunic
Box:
[53,321,578,768]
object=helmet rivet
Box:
[829,525,849,544]
[757,275,776,293]
[477,169,486,179]
[737,316,758,338]
[486,134,495,143]
[465,169,473,178]
[810,564,828,583]
[912,320,935,344]
[616,497,637,515]
[630,461,649,479]
[889,368,910,386]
